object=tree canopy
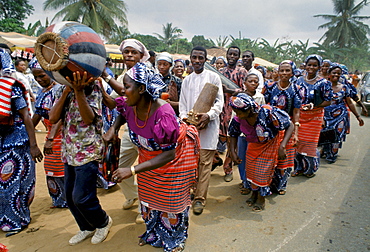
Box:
[0,0,34,32]
[314,0,370,48]
[43,0,128,39]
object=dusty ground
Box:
[1,114,369,252]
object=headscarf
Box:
[279,60,296,72]
[29,57,42,69]
[174,59,186,68]
[126,62,166,100]
[340,64,349,75]
[328,63,342,73]
[0,48,15,75]
[119,39,150,63]
[304,54,323,66]
[256,65,267,77]
[215,56,227,67]
[279,60,297,83]
[322,59,332,66]
[229,93,260,114]
[156,52,173,65]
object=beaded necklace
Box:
[134,100,152,128]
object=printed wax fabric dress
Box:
[34,82,67,207]
[321,82,351,163]
[116,97,199,252]
[0,86,35,232]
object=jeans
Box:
[65,161,108,231]
[237,136,248,187]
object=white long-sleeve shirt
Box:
[179,69,224,150]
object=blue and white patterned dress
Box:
[0,86,35,232]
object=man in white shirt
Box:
[241,50,264,92]
[179,46,224,215]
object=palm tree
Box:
[214,35,230,48]
[25,18,50,37]
[107,26,130,45]
[43,0,127,39]
[314,0,370,48]
[154,23,182,48]
[258,38,287,63]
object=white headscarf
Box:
[119,39,150,63]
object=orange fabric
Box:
[137,123,200,213]
[296,107,324,157]
[43,119,64,177]
[246,133,281,187]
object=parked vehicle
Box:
[358,71,370,109]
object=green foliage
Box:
[129,34,166,52]
[0,0,33,32]
[191,35,215,48]
[107,26,131,45]
[314,0,370,48]
[0,0,34,20]
[154,23,182,49]
[168,38,193,54]
[0,18,26,33]
[24,18,50,36]
[43,0,127,39]
[213,36,230,47]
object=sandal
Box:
[278,190,286,195]
[252,203,265,212]
[240,187,251,195]
[246,197,256,207]
[291,171,302,177]
[171,243,185,252]
[305,173,316,178]
[138,238,147,246]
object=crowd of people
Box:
[0,38,367,252]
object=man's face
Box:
[121,46,143,69]
[226,48,240,66]
[190,50,206,74]
[242,52,253,67]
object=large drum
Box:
[187,82,219,125]
[34,21,106,86]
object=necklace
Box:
[134,100,152,128]
[305,74,317,82]
[277,81,291,91]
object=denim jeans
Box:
[237,136,248,187]
[64,161,108,231]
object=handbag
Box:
[102,136,121,182]
[318,128,337,145]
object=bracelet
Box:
[47,138,54,141]
[131,166,136,176]
[104,75,112,83]
[294,122,301,127]
[356,115,360,119]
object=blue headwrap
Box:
[229,93,260,113]
[0,48,15,75]
[340,64,349,75]
[305,54,323,66]
[256,65,267,77]
[322,59,332,66]
[29,57,42,69]
[174,59,186,68]
[279,60,298,83]
[328,63,342,73]
[126,62,166,100]
[279,60,296,72]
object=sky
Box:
[25,0,370,46]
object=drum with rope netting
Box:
[34,21,106,86]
